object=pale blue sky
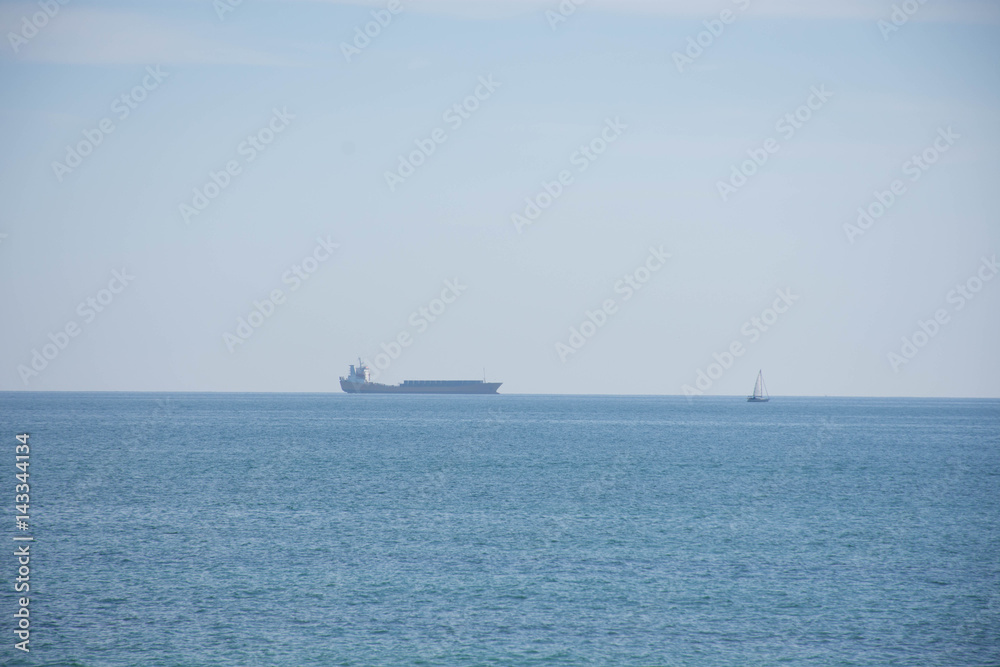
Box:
[1,0,998,395]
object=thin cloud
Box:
[2,0,996,67]
[276,0,1000,22]
[0,4,300,66]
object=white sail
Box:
[749,371,768,401]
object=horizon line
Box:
[2,391,998,400]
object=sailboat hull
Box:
[746,397,770,402]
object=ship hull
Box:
[341,380,502,394]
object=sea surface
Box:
[1,394,998,666]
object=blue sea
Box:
[1,394,998,666]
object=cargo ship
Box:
[339,360,502,394]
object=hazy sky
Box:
[1,0,998,396]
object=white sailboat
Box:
[747,370,769,402]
